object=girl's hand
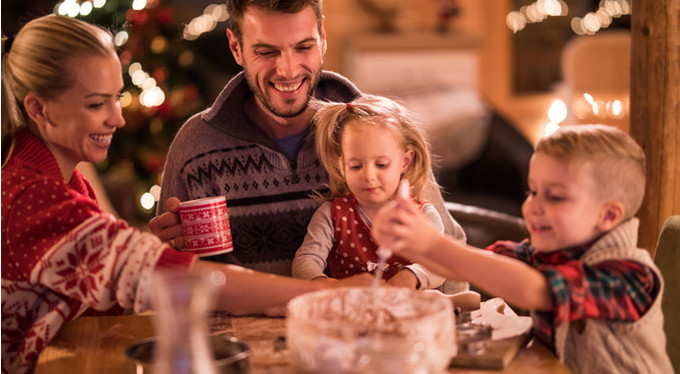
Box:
[387,269,418,289]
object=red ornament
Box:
[157,8,174,26]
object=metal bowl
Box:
[125,335,250,374]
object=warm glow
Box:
[150,185,162,200]
[79,1,93,16]
[150,36,168,54]
[119,92,133,108]
[545,122,561,136]
[506,11,526,33]
[128,62,142,77]
[140,192,155,210]
[548,99,567,123]
[610,99,624,118]
[183,3,229,40]
[114,31,129,47]
[178,50,195,67]
[132,0,147,11]
[131,70,147,86]
[93,0,106,8]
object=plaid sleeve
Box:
[540,259,659,325]
[486,239,533,263]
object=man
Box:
[150,0,466,288]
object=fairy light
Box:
[140,192,155,211]
[127,62,166,108]
[183,3,229,40]
[506,0,567,33]
[507,0,629,35]
[79,1,93,16]
[114,31,129,47]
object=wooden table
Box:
[35,312,570,374]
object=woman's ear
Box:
[402,149,415,173]
[597,201,625,231]
[23,93,49,127]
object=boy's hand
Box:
[371,197,439,258]
[149,197,185,249]
[387,269,418,289]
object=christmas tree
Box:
[65,0,210,227]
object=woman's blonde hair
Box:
[2,14,116,159]
[312,94,436,202]
[535,124,646,220]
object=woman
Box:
[1,15,370,374]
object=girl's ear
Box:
[597,201,624,231]
[402,149,414,173]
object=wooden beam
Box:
[630,0,680,255]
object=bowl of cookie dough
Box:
[286,286,455,374]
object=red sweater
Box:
[1,130,196,374]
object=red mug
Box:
[179,196,233,257]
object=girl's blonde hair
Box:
[2,14,116,160]
[312,94,436,201]
[535,124,646,220]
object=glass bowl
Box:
[286,286,455,374]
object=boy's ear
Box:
[598,201,625,231]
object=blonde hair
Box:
[535,124,646,219]
[1,15,115,158]
[313,94,435,201]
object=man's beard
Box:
[243,66,322,118]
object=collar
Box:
[10,129,64,181]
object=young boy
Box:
[372,124,672,373]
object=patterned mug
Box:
[179,196,233,257]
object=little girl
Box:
[292,95,446,290]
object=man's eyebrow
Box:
[251,37,318,49]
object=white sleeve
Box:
[291,202,335,280]
[403,203,447,290]
[30,214,168,313]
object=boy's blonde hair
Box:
[535,124,646,220]
[312,94,435,201]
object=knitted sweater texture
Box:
[1,131,195,374]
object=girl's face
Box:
[340,121,413,217]
[522,152,609,253]
[40,53,125,177]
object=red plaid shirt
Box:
[487,239,659,352]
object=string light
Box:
[127,62,165,108]
[183,3,229,40]
[507,0,630,35]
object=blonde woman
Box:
[1,15,370,373]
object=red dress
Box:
[327,193,419,280]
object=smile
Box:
[272,79,303,93]
[90,134,113,145]
[530,223,551,232]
